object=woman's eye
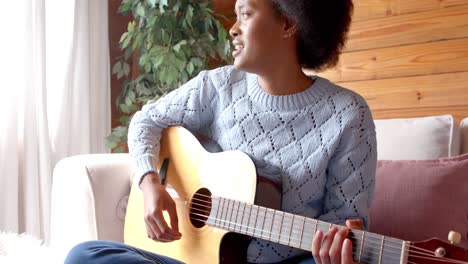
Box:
[235,12,249,20]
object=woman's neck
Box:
[257,66,314,96]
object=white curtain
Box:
[0,0,110,242]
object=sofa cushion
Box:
[374,115,460,160]
[461,118,468,154]
[369,154,468,248]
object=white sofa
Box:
[50,115,468,255]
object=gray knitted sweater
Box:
[128,66,377,263]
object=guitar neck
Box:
[206,196,410,264]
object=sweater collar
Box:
[246,73,332,111]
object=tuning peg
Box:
[448,231,461,245]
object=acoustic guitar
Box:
[124,126,468,264]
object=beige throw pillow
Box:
[374,115,460,160]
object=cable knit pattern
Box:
[128,66,377,263]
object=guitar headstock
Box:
[410,234,468,263]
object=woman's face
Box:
[229,0,286,74]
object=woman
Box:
[66,0,376,263]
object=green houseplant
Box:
[108,0,232,152]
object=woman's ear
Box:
[282,18,298,39]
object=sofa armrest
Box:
[50,154,132,251]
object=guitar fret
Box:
[271,209,281,243]
[254,206,262,238]
[278,211,285,243]
[288,215,294,246]
[219,198,225,229]
[379,236,385,264]
[223,198,229,229]
[260,207,267,239]
[359,231,365,263]
[224,198,230,229]
[239,202,246,234]
[300,218,315,250]
[280,212,293,245]
[207,198,213,226]
[244,203,251,234]
[267,208,275,240]
[299,216,305,249]
[233,200,240,232]
[252,205,259,237]
[292,215,304,248]
[246,204,253,236]
[224,199,229,229]
[213,198,218,227]
[228,199,234,230]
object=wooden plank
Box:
[309,38,468,83]
[372,107,468,124]
[347,5,468,52]
[338,72,468,111]
[353,0,468,21]
[213,0,235,17]
[213,0,235,29]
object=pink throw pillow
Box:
[370,154,468,248]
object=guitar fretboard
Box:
[206,197,409,264]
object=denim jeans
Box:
[65,241,184,264]
[65,240,316,264]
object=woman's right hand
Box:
[140,172,182,242]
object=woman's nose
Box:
[229,20,240,38]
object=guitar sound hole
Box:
[190,188,212,228]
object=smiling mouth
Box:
[232,44,244,57]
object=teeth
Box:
[235,45,244,50]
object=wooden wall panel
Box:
[338,72,468,123]
[318,0,468,122]
[353,0,468,21]
[213,0,235,29]
[347,5,468,52]
[314,38,468,83]
[109,0,132,127]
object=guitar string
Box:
[163,189,467,264]
[186,192,438,256]
[187,209,467,264]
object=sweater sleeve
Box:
[127,70,218,185]
[318,98,377,229]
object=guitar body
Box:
[125,127,259,263]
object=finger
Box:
[144,221,156,240]
[154,211,181,241]
[341,238,355,264]
[145,215,162,241]
[329,228,350,264]
[167,200,181,236]
[345,219,363,230]
[319,227,339,263]
[146,210,174,242]
[312,230,324,264]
